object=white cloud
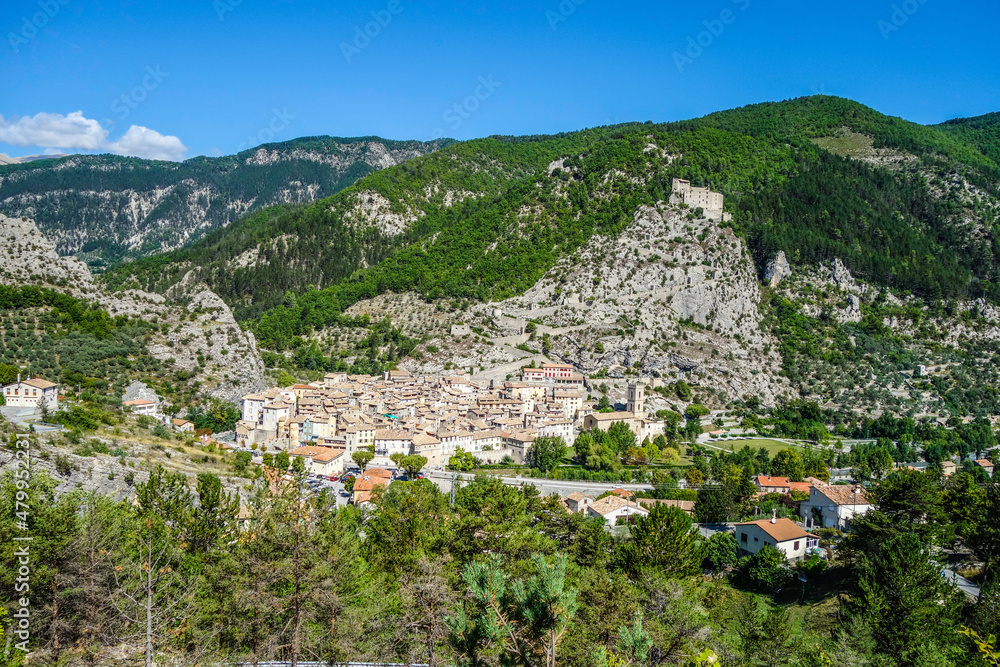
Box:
[107,125,187,162]
[0,111,187,161]
[0,111,107,150]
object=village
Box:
[234,362,646,472]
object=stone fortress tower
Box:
[670,178,732,221]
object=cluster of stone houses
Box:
[236,365,617,477]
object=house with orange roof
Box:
[288,445,347,477]
[123,398,159,416]
[735,517,818,561]
[975,459,994,477]
[352,470,391,504]
[172,418,194,433]
[754,476,791,494]
[564,492,594,514]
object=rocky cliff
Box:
[0,214,265,402]
[400,202,791,407]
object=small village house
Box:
[735,517,818,562]
[799,485,871,531]
[586,496,649,528]
[2,376,58,411]
[754,476,792,494]
[123,399,159,417]
[172,418,195,433]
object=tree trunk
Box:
[290,517,302,667]
[146,534,154,667]
[50,575,60,659]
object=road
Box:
[0,406,63,432]
[424,470,653,498]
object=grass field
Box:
[707,438,812,457]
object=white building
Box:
[241,393,267,424]
[2,377,58,411]
[287,446,347,477]
[587,496,649,528]
[735,518,818,562]
[800,485,871,531]
[123,399,159,416]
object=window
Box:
[740,533,747,543]
[793,541,800,550]
[753,536,759,542]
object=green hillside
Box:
[938,110,1000,166]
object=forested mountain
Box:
[104,96,1000,415]
[0,136,451,266]
[938,111,1000,166]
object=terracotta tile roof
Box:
[311,449,344,462]
[23,377,58,389]
[815,485,870,505]
[588,496,647,516]
[607,488,634,499]
[637,498,695,513]
[737,518,812,543]
[353,477,388,492]
[755,476,790,487]
[124,399,155,406]
[589,411,635,421]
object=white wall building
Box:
[735,518,818,562]
[2,377,58,411]
[800,485,871,531]
[587,496,649,528]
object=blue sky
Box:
[2,0,998,160]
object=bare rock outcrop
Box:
[764,251,792,287]
[0,214,265,404]
[402,202,792,405]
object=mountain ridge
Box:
[0,135,453,266]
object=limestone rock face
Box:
[831,258,855,288]
[0,214,265,404]
[418,201,793,405]
[764,251,792,287]
[122,381,160,404]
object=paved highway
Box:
[424,469,654,498]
